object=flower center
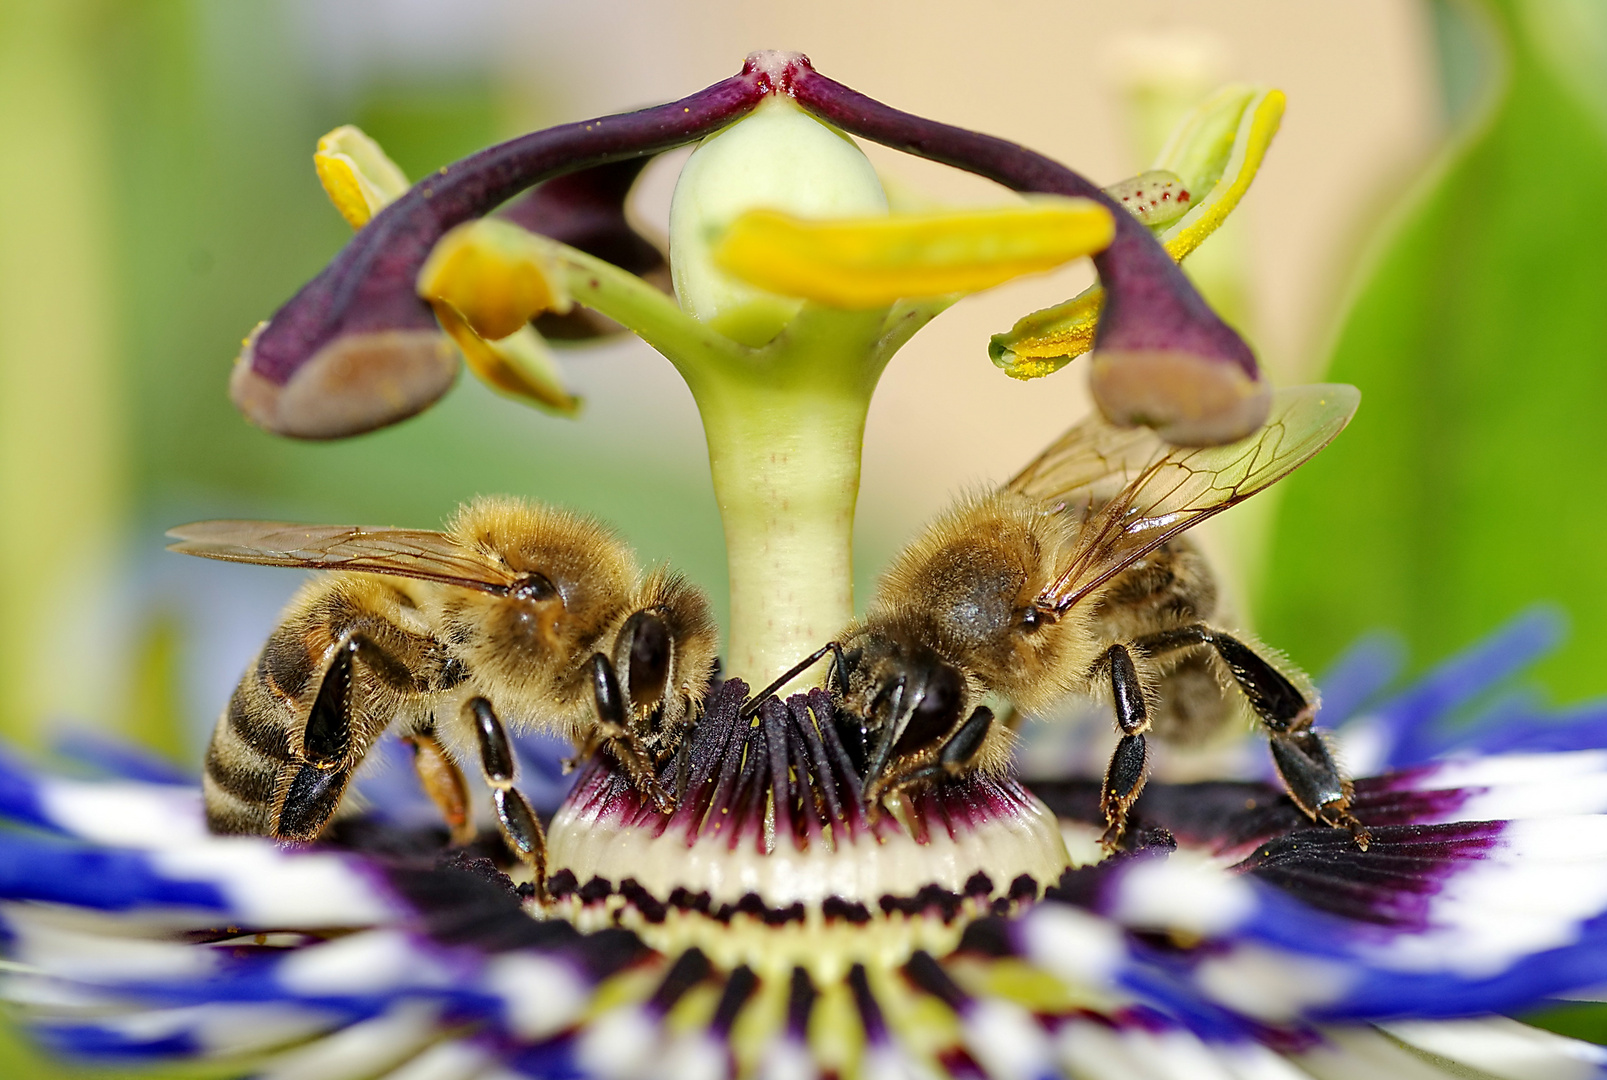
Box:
[542,680,1070,979]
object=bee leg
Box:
[941,704,996,771]
[582,653,672,811]
[276,764,353,840]
[1098,644,1152,852]
[861,676,910,821]
[864,706,996,805]
[1134,626,1372,849]
[275,630,411,840]
[740,641,848,720]
[464,697,548,896]
[402,729,475,845]
[669,726,694,802]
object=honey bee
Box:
[168,497,718,888]
[829,384,1369,850]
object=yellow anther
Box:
[991,87,1284,380]
[713,197,1115,309]
[432,305,581,416]
[417,219,573,341]
[417,220,580,414]
[314,125,410,229]
[1160,88,1285,262]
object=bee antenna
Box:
[740,642,843,720]
[830,641,850,700]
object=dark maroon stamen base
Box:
[563,680,1046,852]
[249,70,769,388]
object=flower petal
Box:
[1381,1016,1607,1080]
[713,198,1114,308]
[1357,608,1569,767]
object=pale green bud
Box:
[668,97,887,347]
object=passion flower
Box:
[4,619,1607,1077]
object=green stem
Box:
[872,295,957,368]
[558,248,745,377]
[696,383,865,689]
[690,306,887,690]
[561,248,893,691]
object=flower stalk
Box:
[690,310,888,689]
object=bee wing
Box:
[165,520,518,593]
[1009,384,1360,613]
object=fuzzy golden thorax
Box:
[429,497,639,719]
[858,492,1091,714]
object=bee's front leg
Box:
[861,705,996,807]
[1097,643,1153,852]
[464,697,549,896]
[573,653,672,811]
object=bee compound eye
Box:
[894,664,965,757]
[511,573,558,602]
[623,611,672,714]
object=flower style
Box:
[4,616,1607,1078]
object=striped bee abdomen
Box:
[203,659,302,836]
[202,577,442,841]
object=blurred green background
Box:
[3,0,1607,1072]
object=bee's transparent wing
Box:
[1009,410,1177,517]
[165,521,518,593]
[1009,384,1360,613]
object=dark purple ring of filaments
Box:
[237,51,1262,439]
[548,680,1054,926]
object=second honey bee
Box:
[169,497,718,889]
[828,384,1369,850]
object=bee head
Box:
[869,492,1075,707]
[439,498,639,690]
[607,570,718,751]
[834,629,973,782]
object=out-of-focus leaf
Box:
[1260,0,1607,700]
